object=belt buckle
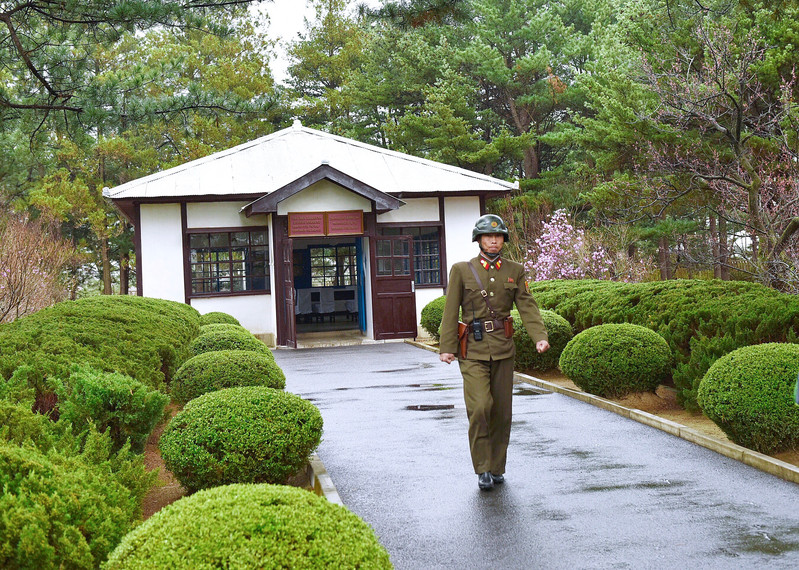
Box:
[484,320,494,333]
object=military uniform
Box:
[440,254,548,476]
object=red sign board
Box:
[288,211,364,237]
[288,212,325,237]
[327,211,363,236]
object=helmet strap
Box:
[479,248,502,262]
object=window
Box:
[189,230,269,295]
[309,245,356,287]
[378,226,442,286]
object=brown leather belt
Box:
[467,319,506,334]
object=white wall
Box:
[377,197,439,223]
[191,295,274,338]
[140,203,185,302]
[443,196,482,275]
[277,180,372,214]
[187,201,266,228]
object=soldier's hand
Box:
[536,340,550,353]
[440,352,456,364]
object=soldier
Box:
[439,214,550,490]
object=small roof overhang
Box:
[241,163,403,216]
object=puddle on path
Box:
[405,404,456,411]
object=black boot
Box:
[478,471,494,490]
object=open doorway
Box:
[292,237,365,334]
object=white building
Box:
[105,121,516,347]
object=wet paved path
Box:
[274,343,799,569]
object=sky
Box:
[259,0,382,83]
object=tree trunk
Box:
[658,237,672,280]
[710,215,721,278]
[718,216,730,280]
[101,238,112,295]
[120,251,130,295]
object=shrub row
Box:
[698,343,799,454]
[172,350,285,405]
[189,327,271,357]
[0,295,201,399]
[160,386,323,492]
[526,279,799,409]
[559,324,672,398]
[105,484,391,569]
[0,416,155,569]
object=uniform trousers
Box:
[458,357,515,474]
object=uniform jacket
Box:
[440,255,548,361]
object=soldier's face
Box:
[480,233,504,254]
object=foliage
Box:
[528,279,799,409]
[199,323,248,335]
[188,327,271,357]
[559,323,672,398]
[512,308,572,373]
[286,0,367,130]
[420,295,447,340]
[0,213,79,323]
[159,387,323,492]
[55,366,169,453]
[105,483,392,569]
[171,350,286,405]
[698,343,799,454]
[0,0,267,128]
[0,428,156,569]
[0,296,200,408]
[199,311,241,326]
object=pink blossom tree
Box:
[525,209,651,282]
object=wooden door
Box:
[372,235,417,339]
[274,216,297,348]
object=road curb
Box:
[514,371,799,486]
[307,454,344,505]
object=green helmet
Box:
[472,214,509,242]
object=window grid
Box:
[190,230,270,295]
[310,245,356,287]
[378,226,442,285]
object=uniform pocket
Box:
[503,282,518,291]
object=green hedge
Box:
[199,323,249,335]
[527,279,799,409]
[56,367,169,453]
[172,350,286,405]
[512,309,573,373]
[105,483,392,569]
[0,429,155,569]
[189,328,271,357]
[559,324,672,398]
[160,387,323,492]
[420,296,447,340]
[199,311,241,326]
[698,343,799,454]
[0,296,201,401]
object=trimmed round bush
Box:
[199,323,248,335]
[559,323,672,398]
[512,309,573,373]
[189,328,271,357]
[105,483,391,569]
[172,350,286,404]
[199,311,241,326]
[421,295,447,340]
[160,387,323,491]
[698,343,799,454]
